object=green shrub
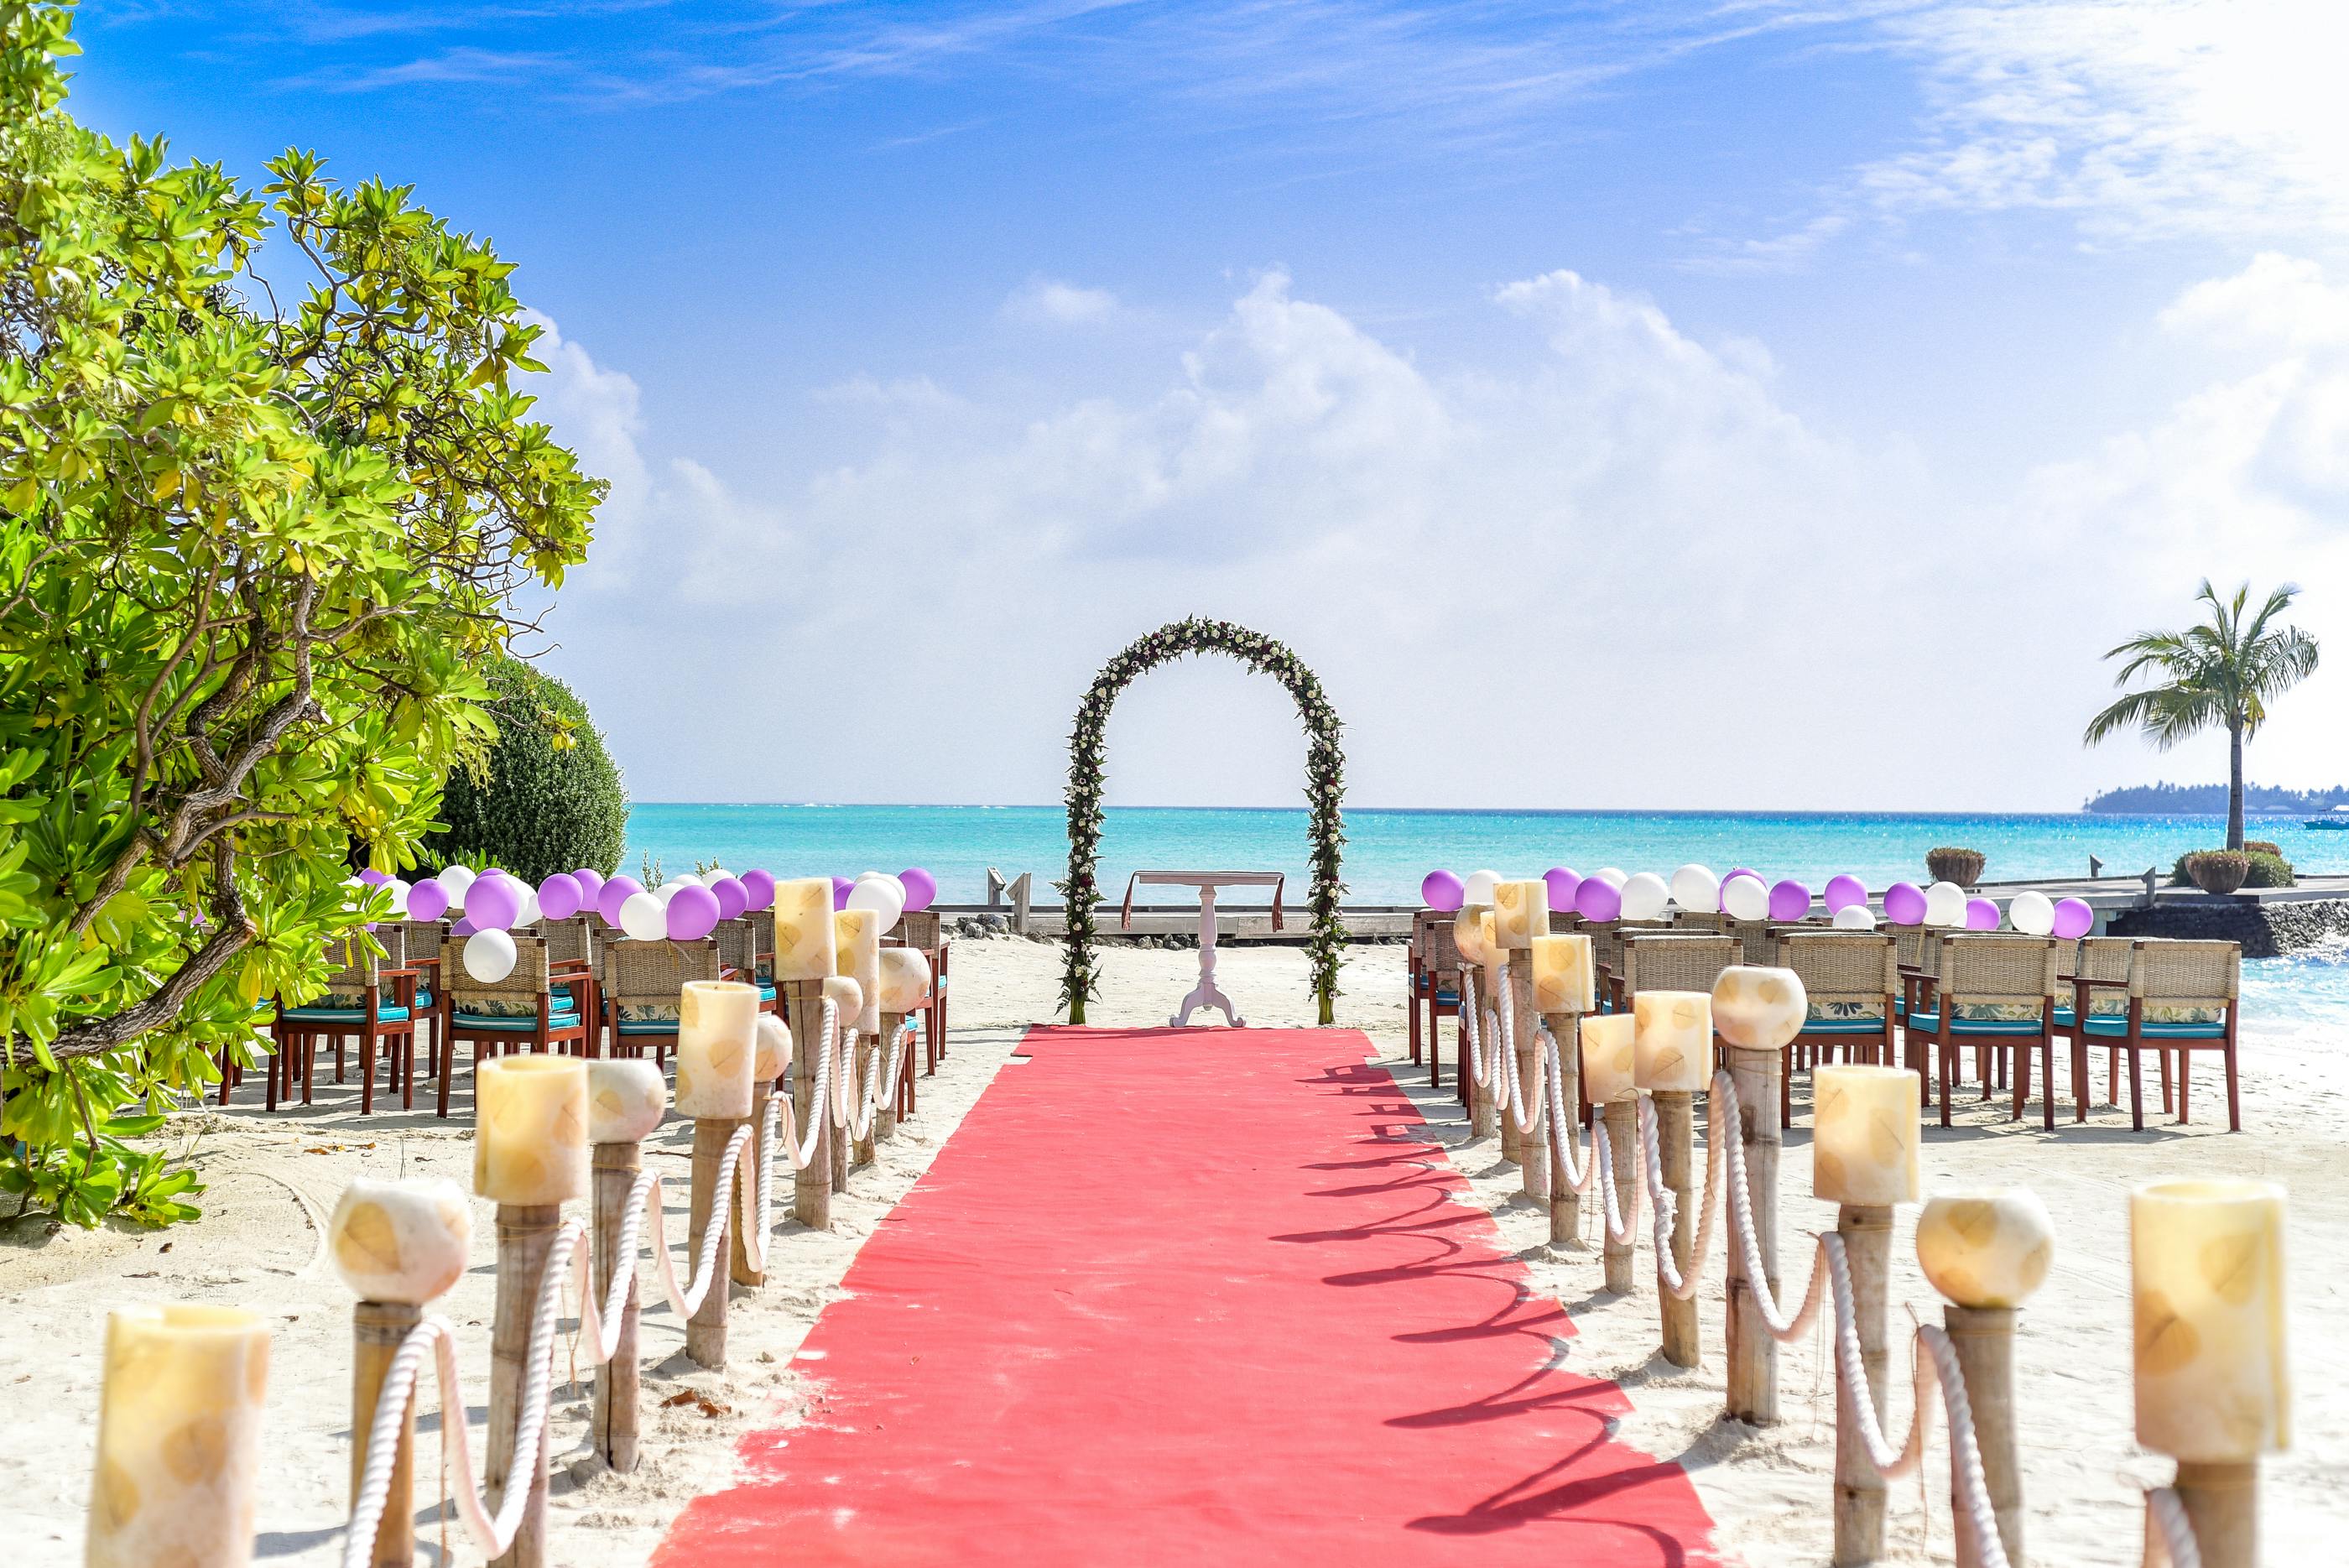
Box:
[2244,840,2282,857]
[424,659,625,884]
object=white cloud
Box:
[523,259,2349,810]
[1001,277,1122,326]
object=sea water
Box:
[620,802,2349,1028]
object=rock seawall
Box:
[2107,897,2349,958]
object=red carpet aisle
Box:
[654,1028,1718,1566]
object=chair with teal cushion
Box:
[1907,934,2062,1129]
[1778,930,1900,1128]
[435,934,589,1117]
[2098,939,2242,1132]
[268,930,417,1115]
[598,936,720,1071]
[1409,914,1464,1096]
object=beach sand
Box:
[3,935,2341,1565]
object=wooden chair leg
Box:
[1408,981,1422,1065]
[2176,1046,2190,1125]
[360,1031,375,1115]
[2039,1041,2055,1130]
[2072,1037,2090,1123]
[2010,1041,2029,1122]
[2158,1046,2173,1113]
[2128,1041,2145,1132]
[1938,1036,1954,1128]
[2224,1036,2242,1132]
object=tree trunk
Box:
[2228,721,2246,851]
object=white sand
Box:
[3,935,2341,1565]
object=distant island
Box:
[2083,782,2349,815]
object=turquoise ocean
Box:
[622,803,2349,1034]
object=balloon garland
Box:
[1060,617,1349,1025]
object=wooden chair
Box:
[395,919,448,1082]
[1618,931,1737,1105]
[270,932,419,1113]
[2060,935,2136,1114]
[435,936,590,1117]
[534,916,600,1052]
[715,918,772,1012]
[2086,940,2242,1132]
[599,939,721,1068]
[894,909,950,1074]
[1728,918,1778,966]
[1776,931,1899,1126]
[1413,918,1462,1089]
[1905,935,2060,1129]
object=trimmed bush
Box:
[423,657,627,883]
[2185,851,2248,893]
[1926,847,1986,885]
[2244,839,2282,857]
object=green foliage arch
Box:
[422,657,626,884]
[1059,618,1346,1026]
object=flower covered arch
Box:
[1059,617,1347,1025]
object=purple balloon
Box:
[357,867,390,886]
[1420,869,1465,912]
[831,876,853,911]
[899,867,938,914]
[2051,897,2095,940]
[407,881,450,921]
[1727,867,1758,883]
[710,875,749,920]
[1768,878,1812,921]
[464,874,523,931]
[740,868,776,912]
[537,873,584,922]
[597,876,644,925]
[1543,867,1582,914]
[450,916,478,939]
[1574,876,1622,922]
[1883,882,1927,925]
[1824,874,1867,913]
[1965,897,2001,931]
[666,883,721,941]
[572,867,606,907]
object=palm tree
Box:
[2085,581,2320,850]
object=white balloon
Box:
[1462,870,1502,906]
[619,890,667,942]
[1924,880,1967,928]
[654,882,680,906]
[464,928,518,982]
[846,875,906,932]
[703,867,731,887]
[384,878,410,914]
[1618,872,1670,920]
[1593,867,1628,889]
[670,873,702,888]
[858,870,909,904]
[1669,864,1719,912]
[1833,904,1878,930]
[1721,874,1770,922]
[438,864,477,897]
[2009,891,2056,937]
[514,890,541,928]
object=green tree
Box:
[2085,581,2320,852]
[0,1,601,1223]
[422,654,625,883]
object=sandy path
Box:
[3,935,2340,1566]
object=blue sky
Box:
[69,2,2349,810]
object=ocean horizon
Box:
[619,802,2349,908]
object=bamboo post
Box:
[1724,1043,1782,1425]
[351,1301,420,1568]
[591,1143,642,1472]
[877,1011,905,1141]
[1602,1100,1638,1293]
[1469,994,1498,1140]
[1833,1203,1893,1566]
[1945,1306,2022,1567]
[732,1083,770,1288]
[1539,1007,1582,1243]
[1506,954,1543,1194]
[1654,1088,1699,1368]
[686,1116,742,1368]
[853,1027,878,1165]
[784,977,831,1230]
[2170,1462,2256,1568]
[487,1203,560,1568]
[831,1034,854,1193]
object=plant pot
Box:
[1926,847,1986,886]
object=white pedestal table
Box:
[1120,871,1286,1029]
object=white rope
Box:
[2148,1487,2204,1568]
[1537,1026,1640,1247]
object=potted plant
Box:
[2185,850,2250,894]
[1926,847,1987,886]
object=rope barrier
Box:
[341,1002,868,1568]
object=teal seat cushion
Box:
[1904,1011,2044,1036]
[617,1018,682,1035]
[2053,1004,2075,1026]
[413,990,434,1012]
[1800,1016,1888,1034]
[282,1003,410,1024]
[453,1007,580,1031]
[757,982,777,1002]
[1434,989,1459,1005]
[2081,1016,2227,1039]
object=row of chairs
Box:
[233,908,952,1117]
[1406,912,2243,1134]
